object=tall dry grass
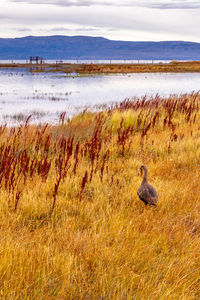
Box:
[0,93,200,299]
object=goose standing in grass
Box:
[137,165,158,206]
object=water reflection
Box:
[0,69,200,125]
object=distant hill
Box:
[0,35,200,60]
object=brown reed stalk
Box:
[170,133,178,142]
[50,175,62,216]
[152,111,160,128]
[50,136,74,215]
[168,143,171,154]
[100,150,109,182]
[37,155,51,182]
[83,114,104,181]
[44,134,51,153]
[24,115,32,128]
[14,191,22,212]
[79,170,88,200]
[141,122,151,139]
[117,118,133,156]
[73,141,80,175]
[19,149,30,184]
[59,112,66,125]
[29,158,37,179]
[163,116,167,128]
[35,124,49,151]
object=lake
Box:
[0,59,172,64]
[0,68,200,125]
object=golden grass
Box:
[0,93,200,299]
[74,61,200,74]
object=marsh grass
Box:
[2,61,200,74]
[0,93,200,298]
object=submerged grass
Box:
[0,93,200,298]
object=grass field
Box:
[0,93,200,299]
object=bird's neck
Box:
[142,170,148,184]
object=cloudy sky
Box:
[0,0,200,42]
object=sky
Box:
[0,0,200,42]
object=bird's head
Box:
[140,165,148,175]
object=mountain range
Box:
[0,35,200,60]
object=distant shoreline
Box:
[1,61,200,73]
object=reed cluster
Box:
[0,93,200,299]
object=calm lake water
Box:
[0,68,200,125]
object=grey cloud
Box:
[1,4,199,36]
[145,1,200,9]
[2,0,200,42]
[50,26,101,32]
[14,27,32,31]
[50,27,69,31]
[9,0,200,9]
[9,0,101,6]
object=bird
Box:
[137,165,158,206]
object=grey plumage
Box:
[137,165,158,206]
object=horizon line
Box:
[0,34,199,44]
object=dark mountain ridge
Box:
[0,35,200,60]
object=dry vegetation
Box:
[2,60,200,74]
[0,93,200,299]
[67,61,200,74]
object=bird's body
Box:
[137,165,158,206]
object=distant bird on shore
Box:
[137,165,158,206]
